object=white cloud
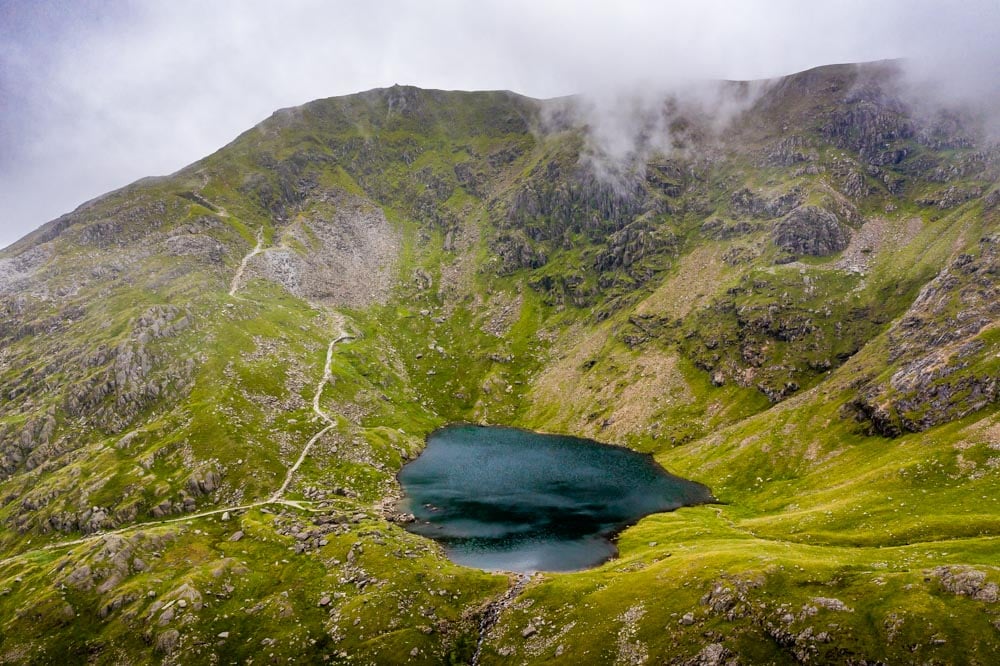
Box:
[1,0,997,248]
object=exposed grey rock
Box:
[759,135,815,167]
[185,469,221,496]
[811,597,852,612]
[155,629,180,654]
[917,185,982,209]
[151,499,174,518]
[772,206,850,257]
[730,187,802,219]
[0,245,52,297]
[701,218,760,241]
[253,194,400,308]
[165,234,224,262]
[701,584,737,615]
[65,565,94,591]
[170,583,203,611]
[820,78,914,164]
[934,566,999,602]
[493,231,547,275]
[594,215,678,275]
[684,643,736,666]
[848,235,1000,435]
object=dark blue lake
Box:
[397,425,713,572]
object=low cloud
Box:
[538,78,773,194]
[1,0,997,248]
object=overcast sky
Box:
[1,0,998,249]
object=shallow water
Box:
[397,424,713,572]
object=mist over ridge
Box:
[2,0,999,247]
[0,16,997,660]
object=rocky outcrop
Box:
[0,245,51,297]
[185,469,222,497]
[933,566,998,603]
[701,218,760,241]
[63,305,195,433]
[47,506,116,535]
[528,271,598,308]
[77,199,177,248]
[821,84,914,165]
[887,339,997,432]
[917,185,983,209]
[594,216,678,276]
[165,234,225,262]
[757,135,816,167]
[772,206,850,257]
[239,153,317,222]
[252,193,400,308]
[729,187,802,219]
[0,410,57,479]
[848,234,999,435]
[493,231,548,275]
[502,160,646,246]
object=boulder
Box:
[772,206,849,257]
[155,629,180,654]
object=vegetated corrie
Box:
[0,60,997,664]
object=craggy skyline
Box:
[1,0,998,248]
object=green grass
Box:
[0,75,997,663]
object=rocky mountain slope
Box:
[0,60,997,664]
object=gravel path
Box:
[0,315,357,570]
[271,318,355,501]
[228,227,264,296]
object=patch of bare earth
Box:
[615,604,648,665]
[482,290,523,338]
[636,245,730,321]
[529,326,693,443]
[252,194,400,308]
[834,216,923,274]
[0,245,52,296]
[437,211,482,311]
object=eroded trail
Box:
[271,318,355,501]
[0,498,320,569]
[472,572,533,665]
[228,227,265,296]
[0,314,356,570]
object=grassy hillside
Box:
[0,62,997,664]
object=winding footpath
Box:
[0,499,298,569]
[271,320,354,501]
[228,227,265,297]
[0,293,356,571]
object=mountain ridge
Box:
[0,59,997,663]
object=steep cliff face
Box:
[849,232,1000,435]
[0,62,997,664]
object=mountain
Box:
[0,60,997,664]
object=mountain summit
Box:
[0,61,997,663]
